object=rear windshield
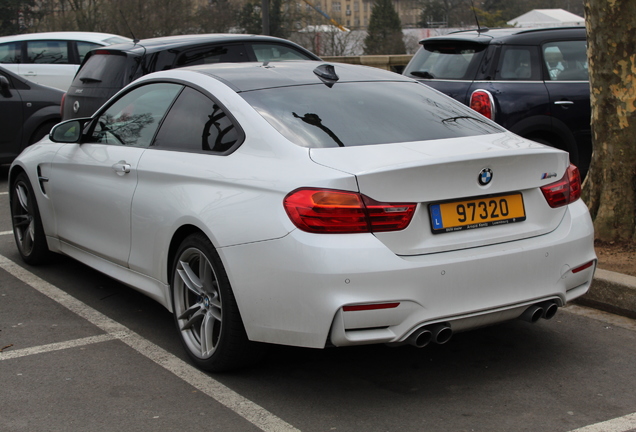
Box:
[73,53,129,87]
[240,81,503,148]
[404,41,486,80]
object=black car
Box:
[0,65,63,164]
[62,34,321,120]
[403,27,591,179]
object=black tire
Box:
[10,172,51,265]
[29,120,58,145]
[171,233,263,372]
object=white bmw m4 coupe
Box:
[9,61,596,371]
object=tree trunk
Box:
[584,0,636,242]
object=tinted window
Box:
[153,87,240,153]
[77,42,102,63]
[176,45,247,66]
[404,42,486,80]
[543,41,588,81]
[240,81,504,148]
[74,53,129,86]
[496,46,541,81]
[0,42,21,63]
[26,40,69,64]
[90,83,183,147]
[250,43,315,61]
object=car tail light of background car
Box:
[541,165,581,208]
[470,89,496,120]
[284,188,416,234]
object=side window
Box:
[26,40,69,64]
[0,42,21,63]
[250,43,314,61]
[496,46,541,81]
[543,41,588,81]
[176,44,247,66]
[90,83,183,147]
[77,42,102,63]
[153,87,240,153]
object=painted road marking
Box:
[0,231,12,236]
[2,253,636,432]
[569,412,636,432]
[0,254,300,432]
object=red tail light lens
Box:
[540,165,581,208]
[470,90,495,120]
[284,188,416,234]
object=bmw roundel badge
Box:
[478,168,493,186]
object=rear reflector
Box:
[284,188,415,234]
[470,89,495,120]
[343,303,400,312]
[540,165,581,208]
[572,260,595,274]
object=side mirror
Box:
[50,118,91,143]
[0,76,11,98]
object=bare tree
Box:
[583,0,636,242]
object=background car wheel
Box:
[171,233,263,372]
[29,120,58,144]
[10,173,50,265]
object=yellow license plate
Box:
[429,193,526,234]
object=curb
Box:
[575,269,636,320]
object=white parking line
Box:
[0,334,116,360]
[569,412,636,432]
[0,231,13,236]
[0,191,7,196]
[0,254,300,432]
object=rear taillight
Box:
[60,92,66,117]
[470,89,495,120]
[284,188,416,234]
[540,165,581,208]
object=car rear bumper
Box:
[221,200,595,348]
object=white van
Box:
[0,32,131,91]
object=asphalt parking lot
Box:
[1,164,636,432]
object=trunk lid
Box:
[309,132,570,256]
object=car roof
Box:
[101,34,320,56]
[420,26,586,45]
[171,61,414,92]
[0,31,132,44]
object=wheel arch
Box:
[167,224,209,283]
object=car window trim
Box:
[148,79,246,156]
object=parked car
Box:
[403,27,592,180]
[0,65,64,164]
[10,61,596,372]
[62,34,321,120]
[0,32,131,91]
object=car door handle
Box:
[112,161,131,174]
[554,100,574,105]
[24,71,37,76]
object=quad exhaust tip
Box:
[520,301,559,323]
[407,323,452,348]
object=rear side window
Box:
[241,81,504,148]
[153,87,241,153]
[249,43,315,61]
[495,46,541,81]
[0,42,21,63]
[404,41,486,80]
[26,40,69,64]
[176,44,247,66]
[543,40,588,81]
[77,42,102,63]
[74,52,129,87]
